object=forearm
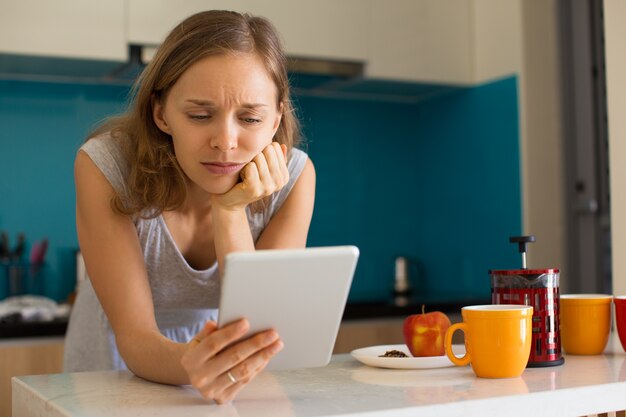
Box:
[116,329,191,385]
[212,205,255,272]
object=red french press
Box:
[490,236,564,367]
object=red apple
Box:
[403,306,451,357]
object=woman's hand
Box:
[212,142,289,211]
[181,319,284,404]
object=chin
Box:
[204,177,239,195]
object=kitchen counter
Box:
[12,337,626,417]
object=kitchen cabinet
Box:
[333,318,404,354]
[129,0,519,85]
[0,0,519,86]
[334,313,462,354]
[0,337,64,417]
[128,0,369,62]
[0,0,126,61]
[367,0,522,84]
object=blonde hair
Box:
[92,10,301,217]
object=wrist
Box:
[211,201,249,226]
[211,198,247,215]
[211,193,248,212]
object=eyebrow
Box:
[184,99,269,109]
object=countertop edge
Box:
[12,376,67,417]
[345,381,626,417]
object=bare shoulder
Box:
[75,149,104,181]
[294,157,316,189]
[285,156,315,203]
[74,150,116,202]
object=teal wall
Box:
[301,77,522,301]
[0,76,521,302]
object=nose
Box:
[209,118,238,151]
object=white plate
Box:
[350,344,465,369]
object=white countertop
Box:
[12,337,626,417]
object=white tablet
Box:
[217,245,359,371]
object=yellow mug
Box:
[444,305,533,378]
[560,294,612,355]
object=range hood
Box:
[106,45,460,103]
[106,44,365,82]
[0,43,363,84]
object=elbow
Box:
[114,329,156,379]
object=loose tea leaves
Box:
[379,349,409,358]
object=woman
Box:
[63,10,316,404]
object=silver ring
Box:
[227,371,238,384]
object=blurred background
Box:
[0,0,622,305]
[3,1,626,414]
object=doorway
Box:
[558,0,611,294]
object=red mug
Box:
[615,296,626,352]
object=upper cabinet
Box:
[130,0,520,85]
[0,0,520,85]
[367,0,522,84]
[128,0,370,62]
[0,0,126,61]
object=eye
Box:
[188,114,210,121]
[242,117,262,124]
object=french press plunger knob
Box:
[509,235,536,269]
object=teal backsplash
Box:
[0,76,521,302]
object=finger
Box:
[266,142,286,170]
[213,382,244,405]
[203,321,218,337]
[230,338,283,384]
[189,321,218,347]
[269,142,289,182]
[271,141,287,165]
[213,371,247,405]
[266,142,289,188]
[185,320,253,391]
[193,330,282,398]
[263,144,284,187]
[206,329,280,377]
[239,161,260,191]
[253,152,273,191]
[193,319,250,362]
[277,143,290,184]
[212,339,284,404]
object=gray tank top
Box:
[63,134,308,372]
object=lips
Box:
[201,162,245,175]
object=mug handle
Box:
[445,322,471,367]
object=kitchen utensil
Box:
[0,232,9,260]
[444,304,533,378]
[13,233,26,260]
[490,236,564,367]
[560,294,612,355]
[393,256,411,306]
[30,239,48,264]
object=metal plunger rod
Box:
[509,235,536,269]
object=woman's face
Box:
[153,52,282,196]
